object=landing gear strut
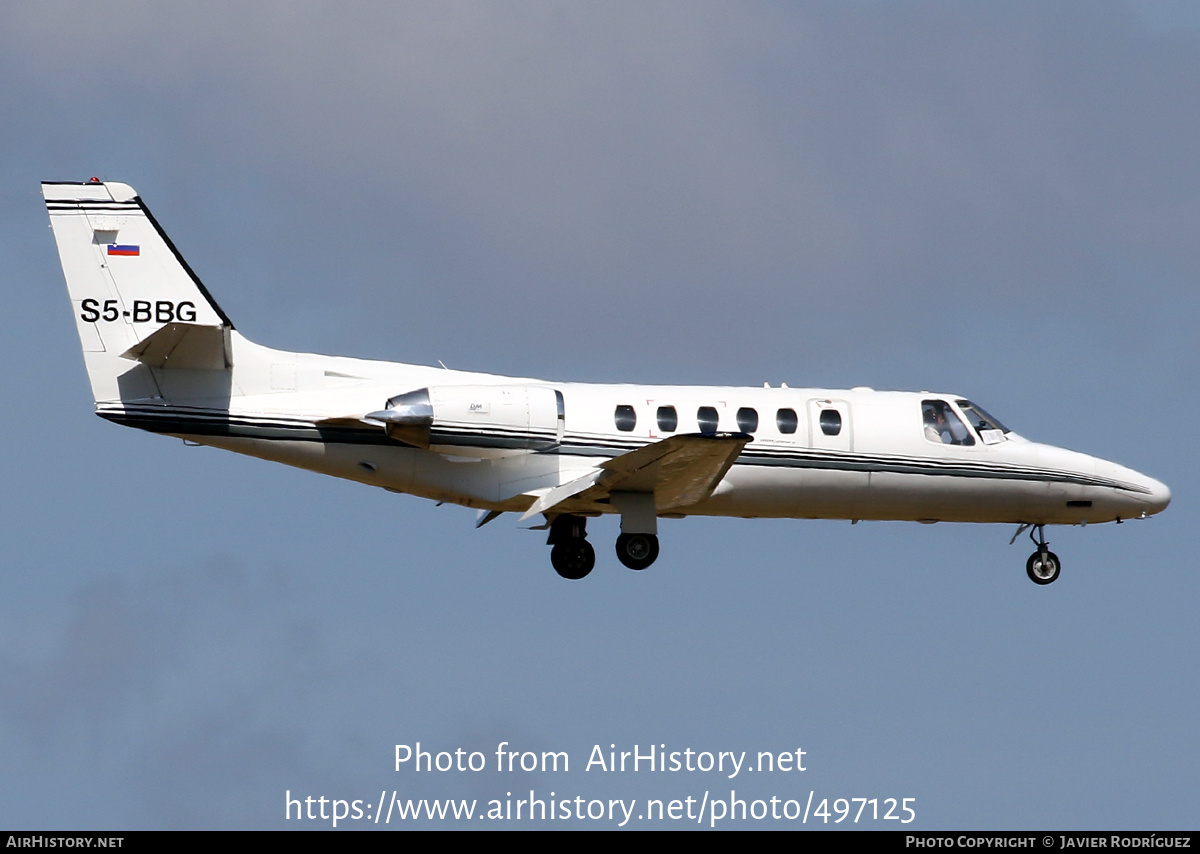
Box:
[615,532,659,570]
[547,514,594,580]
[1023,524,1061,585]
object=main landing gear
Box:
[615,532,659,570]
[546,515,661,579]
[1017,523,1061,585]
[548,514,595,580]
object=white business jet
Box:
[43,180,1170,584]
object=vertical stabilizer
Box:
[43,181,233,404]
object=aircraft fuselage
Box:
[45,180,1170,583]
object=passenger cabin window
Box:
[776,408,798,434]
[736,407,758,433]
[697,406,719,434]
[819,409,842,436]
[614,404,637,432]
[922,400,974,446]
[657,406,678,433]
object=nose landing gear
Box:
[1026,548,1061,585]
[1016,523,1061,585]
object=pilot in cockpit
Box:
[923,403,950,443]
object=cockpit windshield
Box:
[956,401,1008,433]
[956,400,1010,444]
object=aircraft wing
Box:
[520,433,750,520]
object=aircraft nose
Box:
[1113,465,1171,517]
[1094,456,1170,519]
[1141,475,1171,516]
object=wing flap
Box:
[519,469,605,521]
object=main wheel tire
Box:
[615,533,659,571]
[1026,550,1061,585]
[551,540,595,580]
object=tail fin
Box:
[43,180,234,404]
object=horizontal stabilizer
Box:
[315,415,376,428]
[120,322,231,369]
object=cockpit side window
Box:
[922,400,975,446]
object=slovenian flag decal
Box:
[107,244,140,256]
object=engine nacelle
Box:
[368,384,562,455]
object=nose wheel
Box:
[1017,523,1061,585]
[1026,549,1061,585]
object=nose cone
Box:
[1107,462,1171,518]
[1140,474,1171,516]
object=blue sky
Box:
[0,1,1195,829]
